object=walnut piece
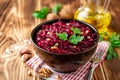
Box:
[38,68,52,78]
[57,75,62,80]
[27,70,32,76]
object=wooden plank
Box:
[0,0,120,80]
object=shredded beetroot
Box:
[35,20,97,54]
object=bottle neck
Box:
[86,0,99,12]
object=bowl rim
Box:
[31,19,99,56]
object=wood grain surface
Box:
[0,0,120,80]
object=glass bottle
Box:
[74,0,111,34]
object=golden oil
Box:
[74,6,111,34]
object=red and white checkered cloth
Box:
[26,41,109,80]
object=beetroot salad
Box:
[35,20,98,54]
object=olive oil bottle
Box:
[74,0,111,33]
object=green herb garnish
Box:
[109,33,120,47]
[57,32,68,41]
[107,33,120,60]
[32,4,62,19]
[52,4,62,13]
[99,34,104,42]
[107,44,118,60]
[69,34,84,44]
[106,33,120,60]
[56,27,84,44]
[71,27,81,34]
[99,31,108,42]
[69,27,84,44]
[99,32,120,60]
[32,7,49,19]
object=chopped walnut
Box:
[51,43,59,50]
[27,70,32,76]
[46,38,51,41]
[85,30,89,34]
[57,75,62,80]
[87,36,90,39]
[38,68,52,78]
[73,45,76,48]
[55,43,59,46]
[66,23,70,26]
[47,32,52,35]
[51,46,58,50]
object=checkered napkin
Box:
[26,41,109,80]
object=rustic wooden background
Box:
[0,0,120,80]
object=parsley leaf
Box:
[69,27,84,44]
[112,41,120,47]
[107,44,118,60]
[56,27,84,44]
[69,34,84,44]
[113,51,118,58]
[109,33,120,48]
[107,53,112,60]
[71,27,81,34]
[106,33,120,60]
[32,7,49,19]
[57,32,68,41]
[99,34,104,42]
[103,31,108,36]
[109,33,119,41]
[52,4,62,13]
[99,32,120,60]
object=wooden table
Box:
[0,0,120,80]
